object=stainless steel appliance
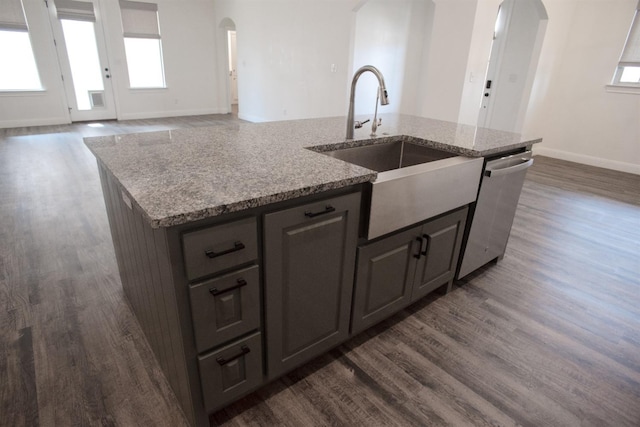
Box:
[457,150,533,279]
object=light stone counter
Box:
[84,114,541,228]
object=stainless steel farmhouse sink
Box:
[318,138,484,239]
[324,139,457,172]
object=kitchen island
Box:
[85,114,541,426]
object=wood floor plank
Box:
[433,291,638,426]
[390,313,584,426]
[2,116,639,426]
[341,336,519,427]
[0,327,39,427]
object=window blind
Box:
[619,1,640,65]
[0,0,28,32]
[55,0,96,22]
[119,1,160,39]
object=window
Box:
[0,0,42,90]
[119,1,165,88]
[613,1,640,86]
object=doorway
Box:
[219,18,237,115]
[227,30,238,112]
[47,0,116,122]
[478,0,547,132]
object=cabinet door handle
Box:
[414,236,423,259]
[421,234,429,256]
[209,278,248,296]
[216,345,250,366]
[304,205,336,218]
[204,241,245,258]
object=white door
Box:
[478,0,547,133]
[478,2,511,128]
[48,0,116,122]
[228,30,238,105]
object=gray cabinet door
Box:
[412,207,468,300]
[264,192,360,379]
[351,227,419,335]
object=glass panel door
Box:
[48,0,116,121]
[60,19,104,111]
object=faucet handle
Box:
[354,119,370,129]
[370,118,383,137]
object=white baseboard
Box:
[533,146,640,175]
[0,116,70,129]
[237,112,263,123]
[0,108,232,129]
[117,107,229,121]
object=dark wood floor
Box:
[1,116,639,427]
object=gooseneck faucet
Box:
[346,65,389,140]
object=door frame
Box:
[218,18,237,114]
[47,0,117,122]
[227,30,238,105]
[478,1,513,129]
[478,0,548,132]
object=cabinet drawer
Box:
[189,265,260,352]
[198,332,263,413]
[183,217,258,281]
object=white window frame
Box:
[119,0,166,89]
[0,0,43,92]
[611,1,640,89]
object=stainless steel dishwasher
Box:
[457,150,533,279]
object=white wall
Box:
[349,0,435,118]
[349,0,479,123]
[416,0,478,122]
[102,0,221,120]
[352,0,408,116]
[0,0,222,128]
[351,0,427,118]
[214,0,436,123]
[401,0,435,116]
[214,0,360,122]
[523,0,640,174]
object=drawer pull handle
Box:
[216,345,250,366]
[204,241,245,259]
[304,205,336,218]
[209,278,248,296]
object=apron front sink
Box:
[318,138,483,240]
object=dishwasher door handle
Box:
[485,158,534,177]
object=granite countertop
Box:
[84,114,541,228]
